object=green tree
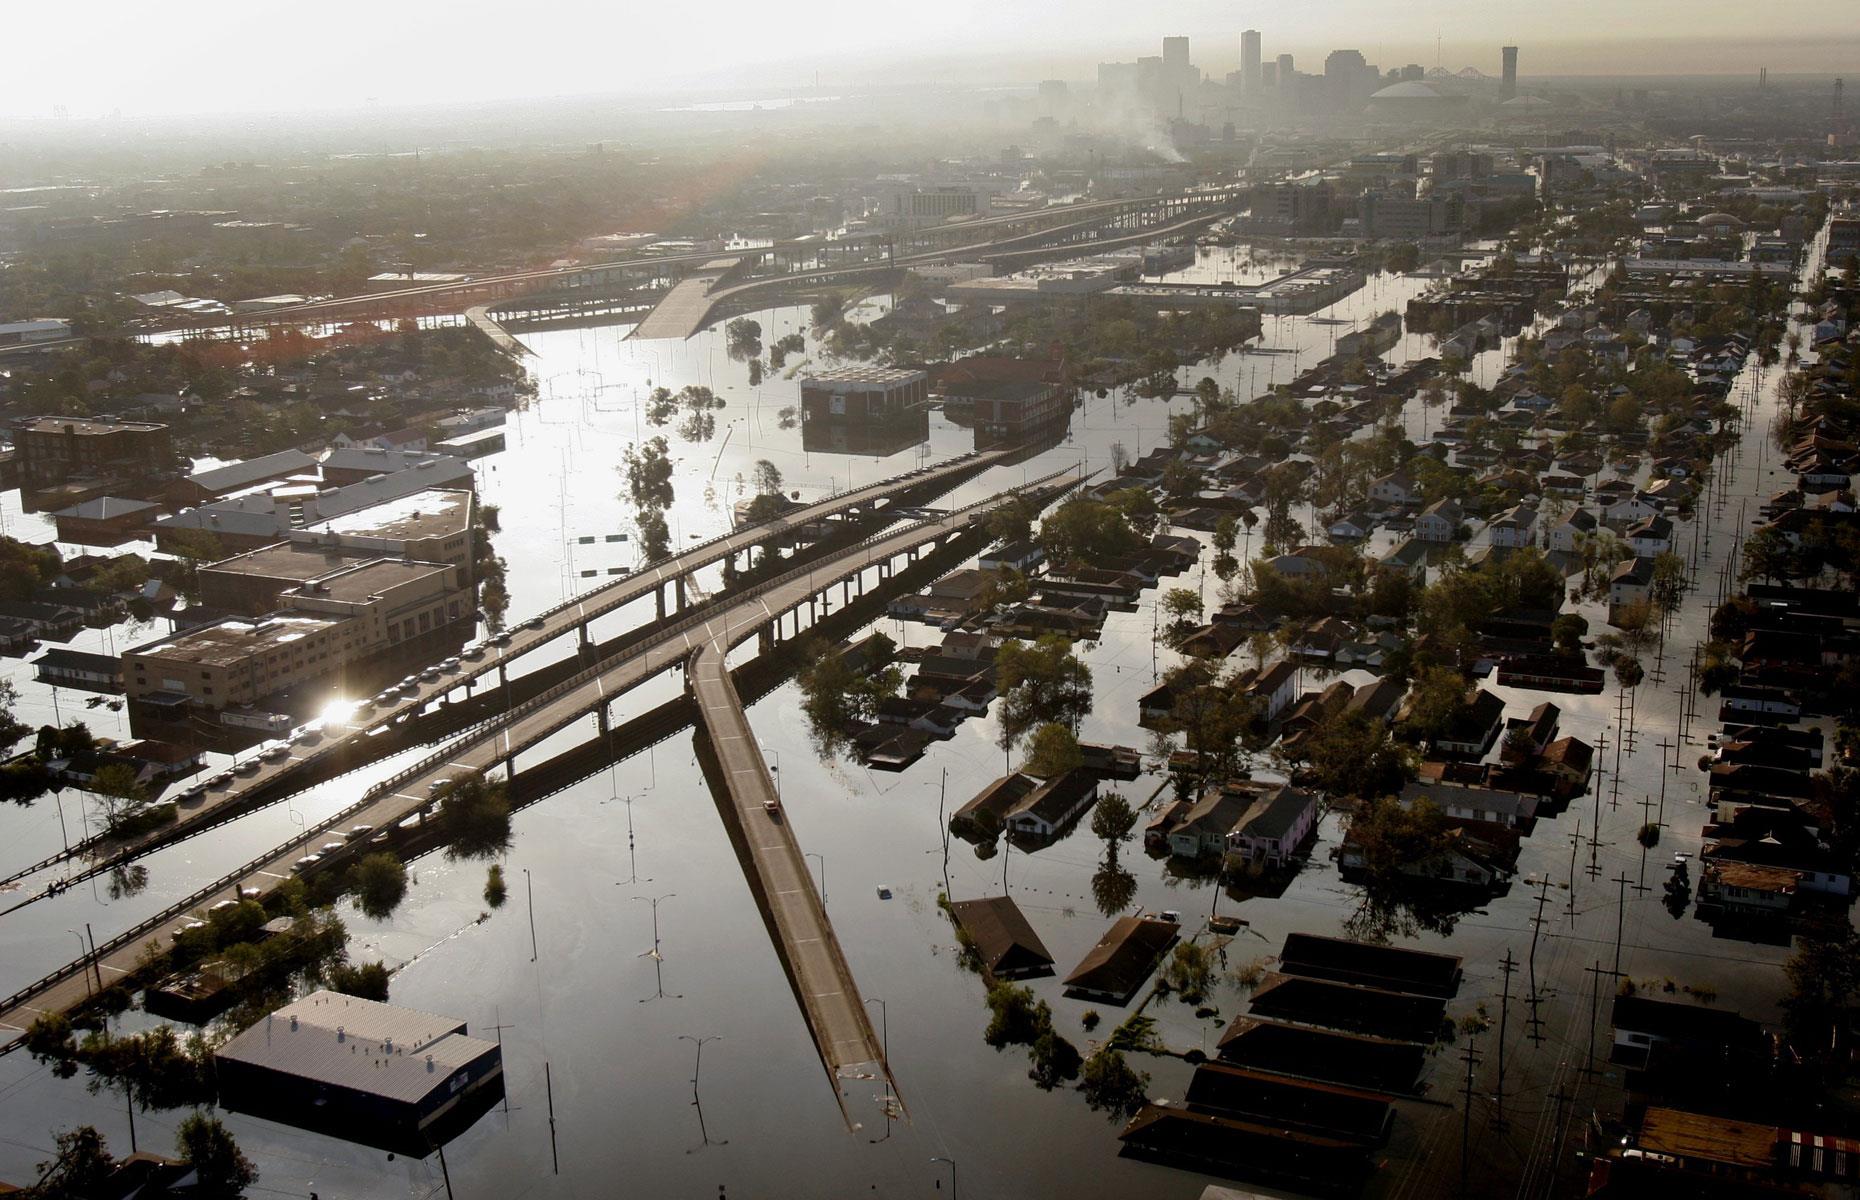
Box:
[751,459,783,496]
[90,764,151,835]
[30,1126,116,1199]
[1029,1027,1083,1090]
[437,773,512,859]
[1079,1048,1149,1120]
[1090,792,1138,847]
[1160,940,1216,1003]
[1038,498,1143,569]
[349,852,407,920]
[621,436,675,511]
[995,636,1094,755]
[982,982,1048,1048]
[636,508,671,563]
[1024,722,1083,779]
[484,863,508,907]
[175,1113,258,1199]
[1399,666,1469,744]
[795,635,901,755]
[326,960,391,1001]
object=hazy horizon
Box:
[4,1,1854,120]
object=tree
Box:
[1160,941,1216,1003]
[1079,1048,1149,1120]
[1297,713,1414,800]
[1038,498,1143,569]
[349,852,407,920]
[175,1114,257,1199]
[982,982,1048,1048]
[31,1126,116,1199]
[1024,722,1083,779]
[1160,587,1202,635]
[437,773,512,859]
[164,529,224,602]
[751,459,783,496]
[0,678,26,751]
[622,437,675,511]
[995,636,1093,754]
[1345,795,1454,886]
[1090,792,1137,847]
[636,508,671,564]
[1400,666,1469,744]
[1029,1028,1083,1090]
[1783,928,1860,1065]
[326,960,391,1001]
[796,635,901,755]
[984,497,1035,546]
[484,863,508,907]
[90,764,152,835]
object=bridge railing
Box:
[0,466,1083,1029]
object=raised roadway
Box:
[0,468,1081,1087]
[0,450,1010,907]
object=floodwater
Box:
[0,240,1823,1198]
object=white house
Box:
[1548,508,1599,554]
[1487,504,1538,549]
[1608,556,1655,619]
[1368,470,1419,507]
[1414,498,1464,543]
[1243,660,1300,722]
[1625,514,1675,557]
[1226,785,1319,868]
[1603,493,1660,528]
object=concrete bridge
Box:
[0,469,1080,1135]
[0,452,1011,912]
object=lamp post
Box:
[806,852,826,906]
[865,997,891,1142]
[931,1155,958,1198]
[68,930,91,997]
[678,1034,721,1099]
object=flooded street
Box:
[0,243,1821,1198]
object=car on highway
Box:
[292,729,321,746]
[441,657,461,671]
[462,645,486,661]
[208,771,233,788]
[291,854,321,873]
[179,786,207,805]
[399,682,420,697]
[320,840,347,855]
[209,898,241,914]
[428,777,452,793]
[170,921,207,942]
[261,744,291,762]
[346,824,375,841]
[238,885,262,900]
[764,798,781,816]
[234,758,261,775]
[419,668,441,682]
[489,632,512,647]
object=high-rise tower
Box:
[1501,46,1519,100]
[1242,30,1263,97]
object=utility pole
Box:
[1525,876,1550,1047]
[488,1007,517,1114]
[1494,950,1515,1130]
[1612,872,1633,977]
[1458,1031,1482,1198]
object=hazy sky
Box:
[3,0,1851,118]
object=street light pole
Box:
[68,930,91,997]
[806,852,826,906]
[931,1155,958,1199]
[865,997,891,1142]
[678,1034,721,1100]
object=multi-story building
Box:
[125,557,471,714]
[12,415,175,491]
[1241,30,1262,97]
[799,367,929,426]
[1501,46,1519,101]
[1359,191,1465,240]
[946,380,1070,445]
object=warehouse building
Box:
[216,990,503,1153]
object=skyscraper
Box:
[1501,46,1519,100]
[1278,53,1295,79]
[1163,36,1191,77]
[1242,30,1262,97]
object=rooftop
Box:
[215,989,496,1105]
[290,557,454,603]
[300,488,473,542]
[127,612,349,669]
[799,366,926,387]
[17,415,167,436]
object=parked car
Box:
[291,854,321,873]
[346,824,375,841]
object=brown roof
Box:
[946,896,1054,978]
[1063,916,1179,1002]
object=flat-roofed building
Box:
[171,449,319,506]
[799,366,928,426]
[12,415,175,490]
[216,989,502,1153]
[125,557,469,712]
[289,487,475,582]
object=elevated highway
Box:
[0,468,1081,1105]
[0,451,1010,909]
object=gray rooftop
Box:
[215,989,497,1105]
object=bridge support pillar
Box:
[656,585,667,621]
[759,625,774,653]
[498,662,508,692]
[597,704,611,735]
[675,576,687,610]
[579,623,593,656]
